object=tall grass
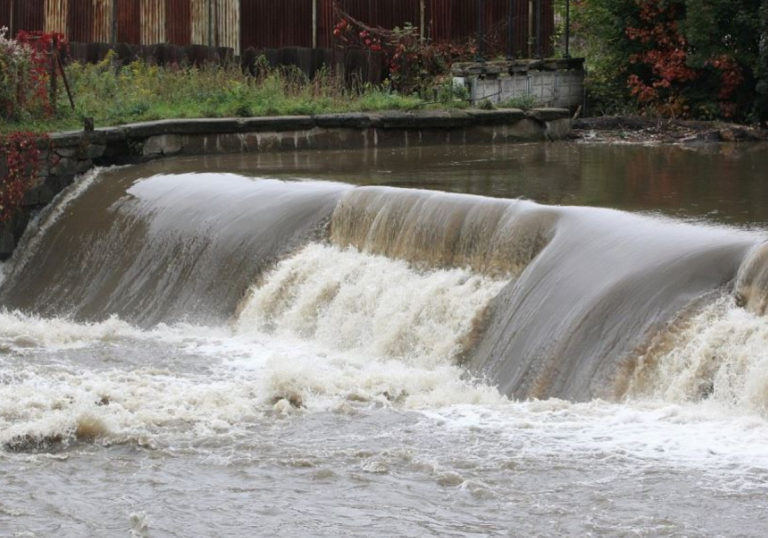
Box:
[5,53,442,133]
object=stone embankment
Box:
[1,108,571,259]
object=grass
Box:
[0,54,470,134]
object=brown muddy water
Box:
[1,142,768,537]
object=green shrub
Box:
[572,0,765,121]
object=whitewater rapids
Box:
[2,159,768,536]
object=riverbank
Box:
[572,116,768,145]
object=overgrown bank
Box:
[1,51,450,135]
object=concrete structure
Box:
[0,109,572,259]
[453,58,585,110]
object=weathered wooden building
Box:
[0,1,554,58]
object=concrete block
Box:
[143,134,183,156]
[216,134,245,153]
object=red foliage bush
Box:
[576,0,761,119]
[0,132,46,223]
[0,30,67,120]
[625,0,697,116]
[332,9,474,94]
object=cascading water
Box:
[3,147,768,536]
[0,172,346,325]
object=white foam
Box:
[234,243,509,408]
[236,243,505,365]
[6,244,768,476]
[0,311,140,351]
[0,310,232,352]
[423,399,768,475]
[0,243,513,448]
[629,296,768,416]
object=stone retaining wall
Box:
[0,108,571,260]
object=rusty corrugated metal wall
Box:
[318,0,548,57]
[45,0,69,34]
[68,0,93,41]
[318,0,335,48]
[215,0,239,53]
[1,0,552,59]
[19,0,47,32]
[117,0,140,43]
[140,0,165,44]
[541,0,554,57]
[1,0,46,35]
[166,0,191,44]
[92,0,113,42]
[338,0,421,30]
[241,0,313,49]
[190,0,240,53]
[427,0,535,57]
[190,0,207,46]
[0,1,9,35]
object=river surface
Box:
[2,142,768,537]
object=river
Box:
[1,142,768,536]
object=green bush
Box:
[572,0,766,121]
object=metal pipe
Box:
[57,49,76,111]
[565,0,571,58]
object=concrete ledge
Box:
[1,108,570,260]
[312,113,375,129]
[466,109,528,125]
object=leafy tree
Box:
[573,0,767,121]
